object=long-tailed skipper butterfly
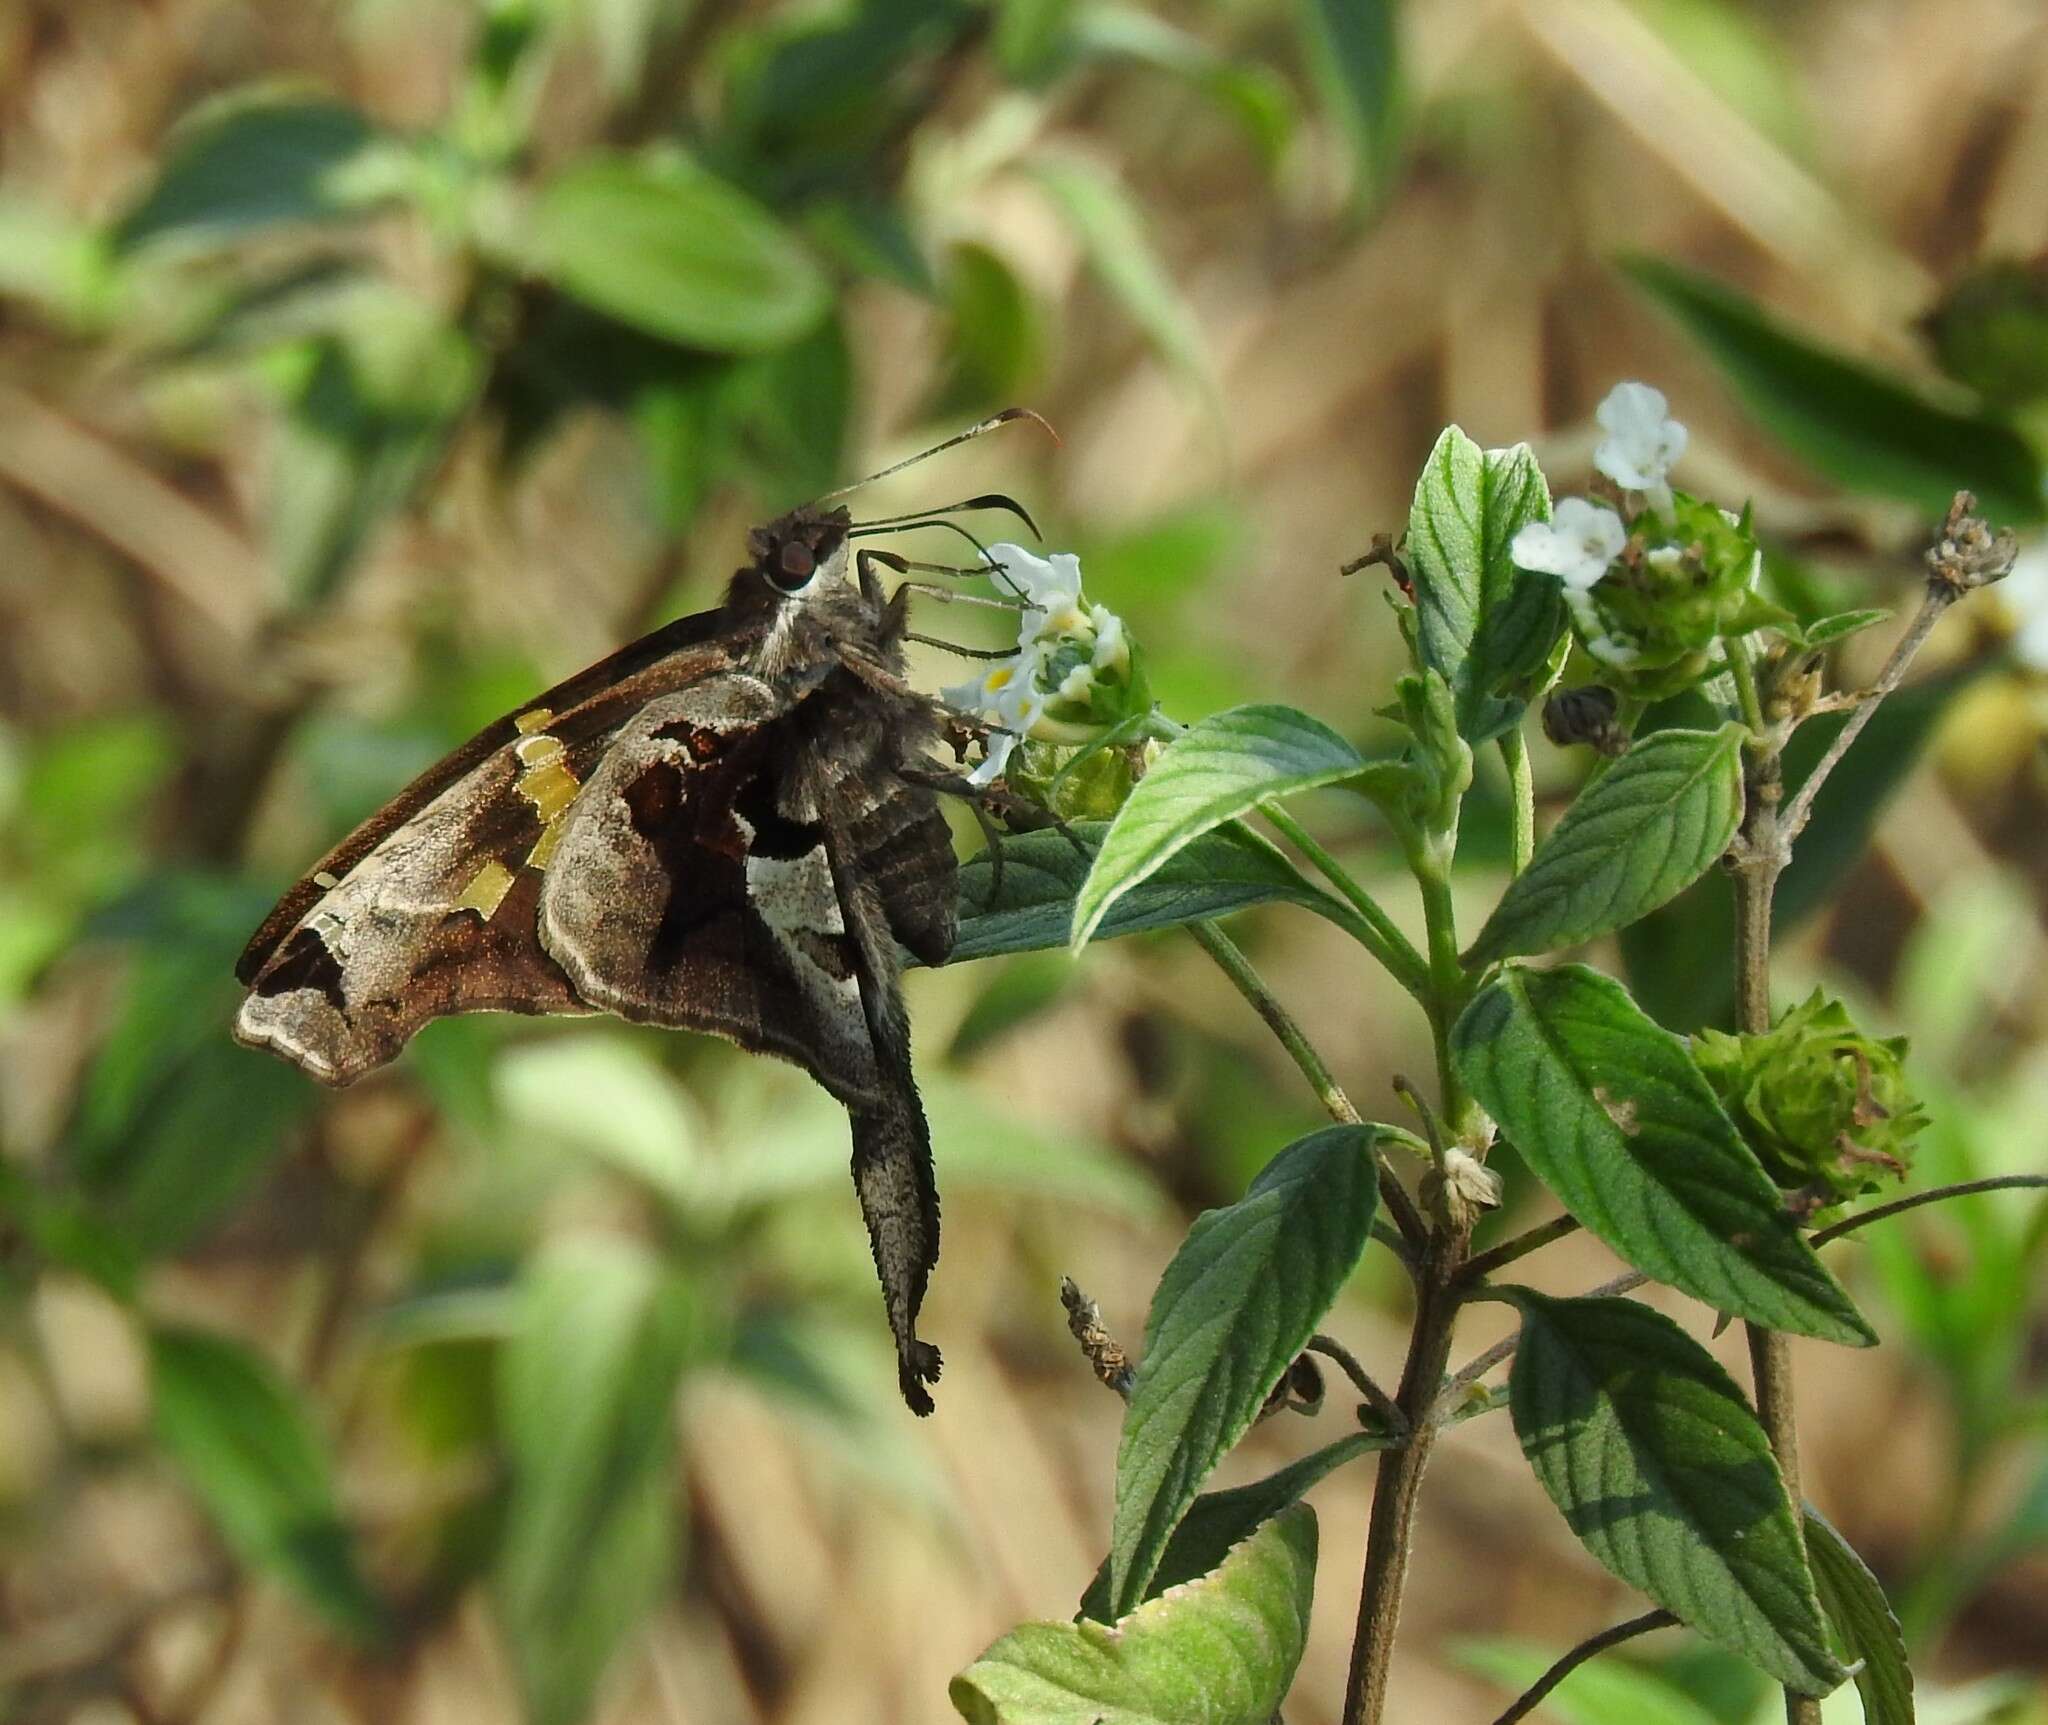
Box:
[234,410,1051,1415]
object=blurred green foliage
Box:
[2,1,2047,1721]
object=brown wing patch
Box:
[234,750,588,1084]
[537,677,887,1106]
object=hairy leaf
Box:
[1508,1293,1845,1694]
[1453,966,1873,1344]
[1406,426,1564,744]
[953,1505,1317,1725]
[1805,1508,1915,1725]
[1109,1126,1378,1614]
[1466,726,1744,966]
[150,1326,381,1637]
[533,153,830,354]
[1080,1430,1385,1622]
[944,820,1351,964]
[1625,257,2043,525]
[1072,706,1370,950]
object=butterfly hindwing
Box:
[536,674,891,1104]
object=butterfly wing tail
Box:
[849,1069,943,1415]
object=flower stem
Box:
[1261,805,1431,998]
[1500,728,1535,876]
[1487,1610,1678,1725]
[1186,919,1429,1252]
[1809,1174,2048,1247]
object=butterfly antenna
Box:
[851,492,1043,540]
[815,408,1059,505]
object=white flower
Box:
[945,647,1050,785]
[941,545,1138,781]
[985,542,1083,628]
[1594,381,1687,510]
[1997,538,2048,671]
[1511,498,1627,592]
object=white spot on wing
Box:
[746,846,846,936]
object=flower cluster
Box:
[942,544,1138,787]
[1693,990,1926,1207]
[1508,382,1785,697]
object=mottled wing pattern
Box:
[233,618,734,1084]
[534,674,896,1103]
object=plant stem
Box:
[1730,620,1814,1725]
[1500,728,1535,875]
[1808,1174,2048,1247]
[1187,919,1429,1252]
[1457,1213,1581,1285]
[1307,1335,1407,1437]
[1261,805,1432,998]
[1486,1610,1678,1725]
[1727,634,1769,739]
[1432,1268,1649,1421]
[1341,1228,1467,1725]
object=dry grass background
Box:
[2,1,2047,1722]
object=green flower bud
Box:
[1571,494,1788,694]
[1692,990,1926,1204]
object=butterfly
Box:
[233,412,1051,1414]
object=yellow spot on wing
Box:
[519,761,578,822]
[456,859,516,918]
[526,819,566,871]
[514,708,555,734]
[511,726,579,864]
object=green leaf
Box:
[1071,706,1368,951]
[150,1326,382,1637]
[1456,1637,1719,1725]
[1080,1430,1384,1622]
[1507,1293,1845,1695]
[942,820,1349,965]
[68,875,315,1255]
[1030,156,1208,385]
[1453,966,1873,1345]
[263,313,479,604]
[1296,0,1404,213]
[495,1235,700,1725]
[1623,257,2044,525]
[952,1505,1317,1725]
[1109,1126,1378,1615]
[1405,426,1564,744]
[1464,726,1744,966]
[1804,1507,1915,1725]
[1071,9,1296,171]
[928,241,1047,419]
[532,152,831,355]
[1620,669,1976,1033]
[1790,608,1889,652]
[115,91,393,253]
[494,1034,704,1211]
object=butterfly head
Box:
[746,504,853,600]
